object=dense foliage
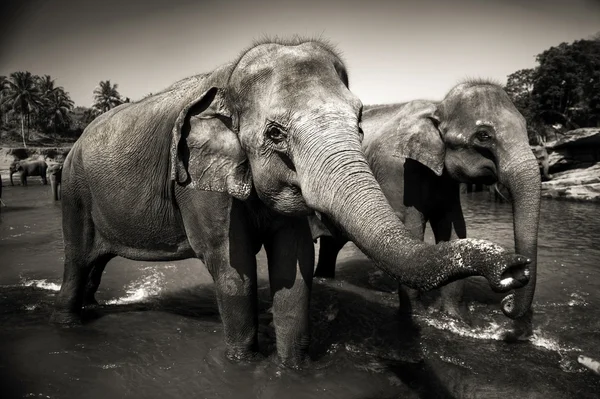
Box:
[504,38,600,144]
[0,75,127,146]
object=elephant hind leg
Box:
[51,192,112,324]
[83,258,113,307]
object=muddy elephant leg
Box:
[264,217,314,368]
[429,200,470,323]
[21,175,27,186]
[314,235,347,278]
[398,209,426,316]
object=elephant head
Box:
[396,80,540,320]
[170,41,530,293]
[9,161,22,186]
[47,163,63,201]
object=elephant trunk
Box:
[295,128,530,295]
[10,171,14,186]
[498,143,541,320]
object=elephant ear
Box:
[171,87,252,201]
[393,101,446,176]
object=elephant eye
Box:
[475,130,492,142]
[266,126,287,143]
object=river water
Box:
[1,183,599,398]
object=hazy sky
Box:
[1,0,599,107]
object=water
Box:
[1,183,599,398]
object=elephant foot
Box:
[83,296,100,308]
[276,353,312,370]
[49,310,83,326]
[225,346,263,363]
[314,264,335,279]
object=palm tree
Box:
[1,71,43,148]
[37,74,57,96]
[92,80,123,115]
[44,88,75,134]
[35,75,74,134]
[0,75,7,127]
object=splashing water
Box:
[21,279,61,291]
[105,270,165,305]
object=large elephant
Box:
[315,80,540,336]
[9,160,48,186]
[51,40,530,367]
[47,163,63,201]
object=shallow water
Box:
[1,183,599,398]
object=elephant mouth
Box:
[258,183,313,216]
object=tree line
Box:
[0,73,129,147]
[2,36,598,147]
[504,37,600,144]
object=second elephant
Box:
[47,163,63,201]
[315,80,540,335]
[9,160,48,186]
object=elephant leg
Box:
[314,235,347,278]
[41,174,48,185]
[429,202,470,323]
[21,175,27,186]
[83,261,112,306]
[51,245,112,324]
[264,217,314,368]
[196,200,259,362]
[398,209,426,316]
[51,185,114,324]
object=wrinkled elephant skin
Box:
[51,41,531,368]
[316,81,540,335]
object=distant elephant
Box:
[9,160,48,186]
[51,40,530,368]
[531,144,552,181]
[315,80,540,335]
[47,163,63,201]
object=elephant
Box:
[47,163,63,201]
[531,144,552,181]
[9,160,48,186]
[51,39,530,368]
[315,80,540,337]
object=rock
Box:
[546,128,600,174]
[541,163,600,202]
[547,128,600,149]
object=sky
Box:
[1,0,599,107]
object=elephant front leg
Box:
[205,242,259,362]
[265,218,314,368]
[430,201,470,324]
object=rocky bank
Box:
[541,128,600,202]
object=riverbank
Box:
[541,128,600,203]
[2,129,600,204]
